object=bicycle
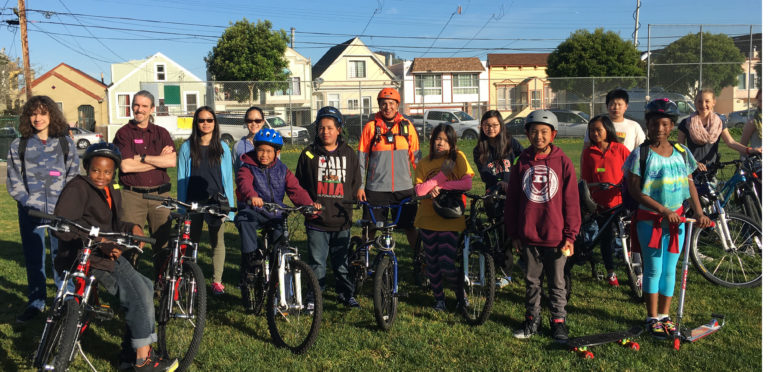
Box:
[30,210,154,372]
[346,196,425,331]
[690,169,762,288]
[239,202,323,354]
[143,194,231,370]
[710,156,762,226]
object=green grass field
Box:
[0,137,760,371]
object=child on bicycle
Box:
[53,143,178,371]
[580,115,630,287]
[624,99,710,339]
[505,110,580,342]
[414,123,474,311]
[235,129,320,308]
[295,107,362,308]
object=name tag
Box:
[49,170,61,177]
[596,168,605,173]
[134,139,144,144]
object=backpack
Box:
[19,136,70,192]
[365,118,412,183]
[620,141,686,212]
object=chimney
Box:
[291,27,295,49]
[100,72,104,84]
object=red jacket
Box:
[580,142,630,209]
[504,145,581,247]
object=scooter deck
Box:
[682,316,724,342]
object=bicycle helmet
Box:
[83,142,121,170]
[644,98,679,123]
[377,88,401,103]
[432,191,465,219]
[253,128,283,150]
[524,109,558,131]
[314,106,344,127]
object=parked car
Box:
[726,109,752,128]
[218,114,309,146]
[549,109,589,137]
[504,115,526,136]
[0,126,19,161]
[413,109,480,140]
[68,127,104,149]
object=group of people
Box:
[6,85,761,369]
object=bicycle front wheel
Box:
[266,258,323,354]
[48,299,82,372]
[459,246,495,326]
[624,250,643,300]
[347,237,367,296]
[691,213,762,288]
[157,260,206,371]
[373,254,398,331]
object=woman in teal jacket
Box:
[177,106,235,295]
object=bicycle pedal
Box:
[88,304,114,321]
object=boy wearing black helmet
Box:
[295,106,362,308]
[53,143,179,371]
[505,110,580,342]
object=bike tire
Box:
[624,251,643,301]
[241,263,267,315]
[266,258,323,354]
[743,190,762,227]
[51,299,82,372]
[347,236,367,296]
[459,248,495,326]
[691,212,762,288]
[373,254,398,331]
[157,260,206,371]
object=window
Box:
[427,111,443,121]
[531,91,542,108]
[347,99,359,110]
[452,73,479,95]
[315,96,324,109]
[155,64,166,81]
[117,94,131,118]
[328,94,340,108]
[362,96,372,115]
[185,92,198,114]
[738,73,756,89]
[496,87,508,110]
[347,61,366,78]
[415,74,441,96]
[163,85,181,104]
[291,77,301,95]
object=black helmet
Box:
[432,191,465,219]
[645,98,679,123]
[83,142,121,170]
[314,106,344,128]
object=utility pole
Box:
[18,0,32,99]
[633,0,641,47]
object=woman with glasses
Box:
[234,106,266,169]
[177,106,235,295]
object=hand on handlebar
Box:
[664,209,682,225]
[696,162,707,172]
[693,213,712,229]
[249,196,264,208]
[131,224,146,250]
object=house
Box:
[486,53,551,119]
[0,49,22,115]
[27,63,107,132]
[714,33,762,114]
[107,52,205,124]
[312,37,398,117]
[390,57,488,118]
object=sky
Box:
[0,0,763,84]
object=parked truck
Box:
[411,109,480,140]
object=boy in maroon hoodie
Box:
[505,110,581,342]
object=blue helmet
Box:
[314,106,344,127]
[83,142,121,170]
[253,128,283,149]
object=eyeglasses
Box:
[197,118,215,123]
[246,119,265,124]
[482,124,501,129]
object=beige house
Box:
[28,63,108,131]
[715,34,762,115]
[487,53,551,119]
[312,37,398,116]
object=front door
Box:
[77,105,95,131]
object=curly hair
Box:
[19,95,70,138]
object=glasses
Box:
[482,124,501,129]
[197,118,215,123]
[246,119,264,124]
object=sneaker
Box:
[513,315,541,339]
[211,282,225,295]
[551,318,569,342]
[15,306,42,323]
[433,300,447,312]
[337,294,360,308]
[607,273,619,287]
[134,348,178,372]
[496,276,511,289]
[649,319,667,339]
[660,317,677,334]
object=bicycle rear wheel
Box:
[157,260,206,371]
[624,250,643,300]
[742,190,762,227]
[347,237,367,296]
[241,263,267,315]
[459,245,495,326]
[373,254,398,331]
[266,258,323,354]
[691,213,762,288]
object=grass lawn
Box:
[0,136,760,371]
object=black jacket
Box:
[473,138,524,192]
[295,141,362,231]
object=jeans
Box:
[306,229,353,298]
[235,208,283,256]
[18,204,63,310]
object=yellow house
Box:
[487,53,551,119]
[28,63,108,131]
[312,37,398,116]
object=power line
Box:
[359,0,382,37]
[56,0,127,63]
[420,6,462,57]
[29,22,117,64]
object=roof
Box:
[312,38,356,78]
[409,58,484,73]
[110,52,203,89]
[30,63,106,100]
[731,33,762,58]
[487,53,550,67]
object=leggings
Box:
[638,220,683,297]
[420,229,459,302]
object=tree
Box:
[205,19,290,104]
[651,32,745,97]
[547,28,643,106]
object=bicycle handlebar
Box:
[261,203,320,215]
[28,210,156,246]
[143,194,234,217]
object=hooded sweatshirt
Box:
[504,144,581,247]
[295,140,362,231]
[236,151,313,220]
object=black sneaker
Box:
[15,306,42,323]
[551,318,569,342]
[513,314,540,339]
[134,348,178,372]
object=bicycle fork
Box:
[712,202,738,252]
[462,234,486,287]
[277,250,303,309]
